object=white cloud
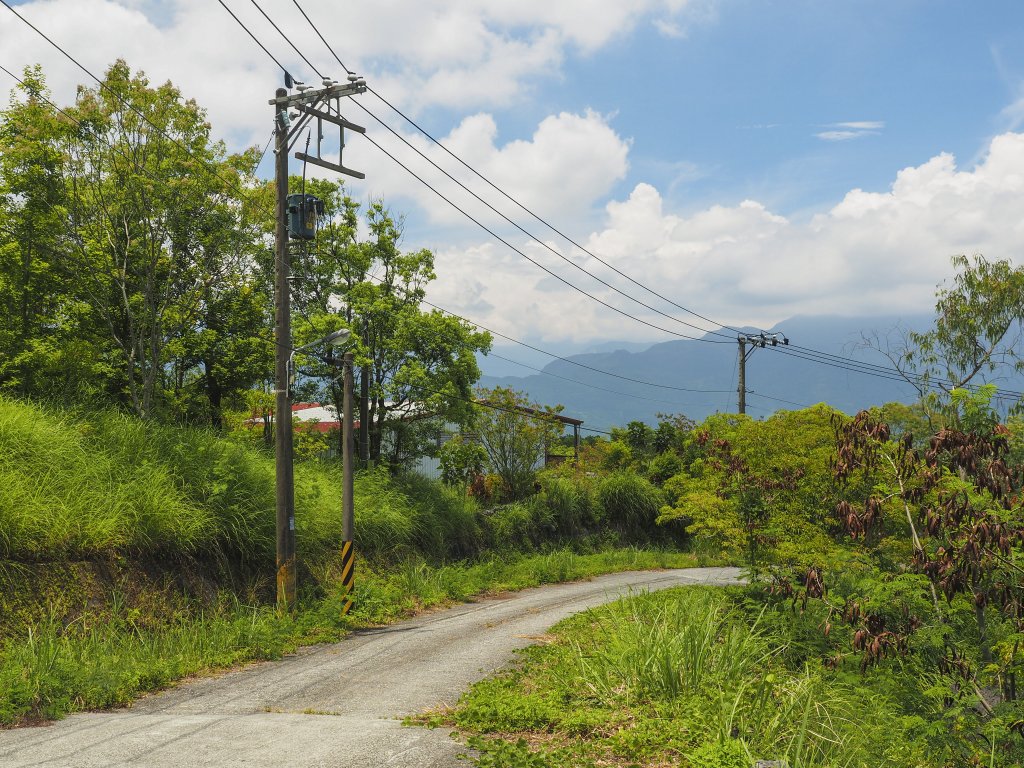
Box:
[428,132,1024,344]
[353,108,630,229]
[815,120,884,141]
[831,121,885,130]
[816,130,866,141]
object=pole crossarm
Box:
[277,79,368,181]
[736,331,790,415]
[267,79,367,107]
[295,103,366,134]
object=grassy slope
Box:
[0,397,483,564]
[0,396,707,725]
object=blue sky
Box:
[4,0,1024,349]
[455,0,1024,218]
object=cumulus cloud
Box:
[428,132,1024,343]
[352,108,630,229]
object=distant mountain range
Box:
[477,314,941,433]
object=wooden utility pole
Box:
[273,87,296,610]
[737,332,790,415]
[269,74,366,613]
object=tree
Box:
[865,255,1024,412]
[0,66,103,402]
[291,199,490,465]
[832,394,1024,681]
[59,60,258,419]
[474,387,566,500]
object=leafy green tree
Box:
[659,407,842,573]
[0,67,103,402]
[867,255,1024,417]
[475,387,566,500]
[438,434,487,490]
[355,204,490,464]
[59,60,258,419]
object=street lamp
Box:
[276,327,352,611]
[288,328,352,396]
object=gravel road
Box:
[0,566,742,768]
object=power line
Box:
[225,2,733,345]
[281,6,1024,404]
[355,128,731,344]
[747,391,811,409]
[345,98,732,340]
[485,351,726,408]
[362,272,736,394]
[246,0,323,80]
[215,0,291,76]
[290,0,352,74]
[783,341,1024,399]
[290,0,744,338]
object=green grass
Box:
[0,398,680,566]
[443,587,936,768]
[0,547,699,726]
[0,398,484,564]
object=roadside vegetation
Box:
[0,395,699,726]
[425,254,1024,766]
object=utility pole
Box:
[359,317,370,468]
[736,332,789,415]
[273,87,296,611]
[269,74,367,613]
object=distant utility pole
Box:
[271,74,367,612]
[737,332,789,415]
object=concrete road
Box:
[0,567,741,768]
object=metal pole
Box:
[341,351,355,614]
[273,87,296,611]
[573,424,580,462]
[359,317,370,468]
[737,337,746,415]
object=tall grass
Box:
[0,601,302,724]
[0,398,487,564]
[562,588,900,767]
[571,589,773,703]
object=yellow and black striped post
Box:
[341,352,356,616]
[340,539,354,615]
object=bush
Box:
[596,472,667,541]
[485,503,538,551]
[539,475,597,534]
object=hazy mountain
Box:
[478,314,938,433]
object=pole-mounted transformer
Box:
[286,193,325,240]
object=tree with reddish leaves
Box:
[832,390,1024,704]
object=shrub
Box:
[596,472,665,541]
